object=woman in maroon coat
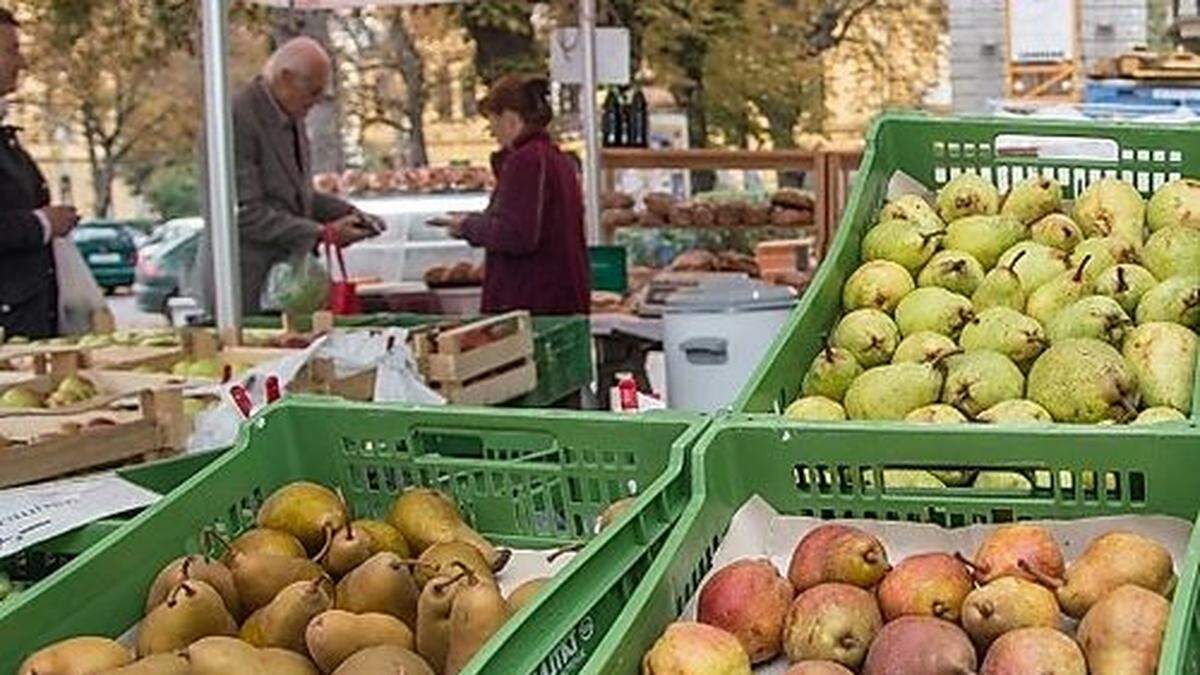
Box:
[447,75,590,315]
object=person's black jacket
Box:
[0,125,55,339]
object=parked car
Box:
[71,221,138,293]
[133,217,203,315]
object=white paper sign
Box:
[0,475,161,558]
[1008,0,1076,63]
[550,28,631,85]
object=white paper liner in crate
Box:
[678,495,1192,674]
[187,328,443,453]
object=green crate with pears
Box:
[736,113,1199,440]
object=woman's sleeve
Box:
[459,149,545,255]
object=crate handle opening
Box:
[994,134,1120,163]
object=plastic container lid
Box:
[664,278,797,314]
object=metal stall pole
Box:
[201,0,242,340]
[579,0,602,244]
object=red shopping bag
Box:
[323,226,362,315]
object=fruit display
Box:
[16,480,606,675]
[314,166,494,196]
[787,175,1198,425]
[0,375,98,410]
[601,188,814,231]
[644,522,1177,674]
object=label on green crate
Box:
[536,615,595,675]
[0,474,159,557]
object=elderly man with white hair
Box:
[194,37,382,316]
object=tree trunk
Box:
[92,161,114,218]
[390,12,428,167]
[764,104,804,188]
[269,9,345,173]
[674,83,715,193]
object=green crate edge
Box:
[583,415,1200,675]
[243,312,594,406]
[733,112,1200,422]
[0,397,703,675]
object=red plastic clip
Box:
[265,375,282,404]
[229,384,254,419]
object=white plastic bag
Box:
[53,237,107,335]
[260,254,330,314]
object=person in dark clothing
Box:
[0,9,78,339]
[447,74,590,315]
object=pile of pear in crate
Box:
[18,481,553,675]
[788,174,1199,430]
[645,523,1175,674]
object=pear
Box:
[145,554,242,619]
[305,610,414,673]
[972,471,1034,490]
[1077,584,1169,675]
[387,488,508,571]
[881,194,943,227]
[894,287,975,338]
[1025,257,1093,327]
[259,649,321,674]
[996,241,1070,293]
[1136,274,1200,328]
[976,399,1052,424]
[937,171,1001,221]
[642,622,752,675]
[905,403,967,423]
[596,496,637,533]
[698,558,794,663]
[980,627,1087,675]
[414,540,494,588]
[1046,295,1132,346]
[785,396,847,421]
[1133,406,1188,424]
[1072,236,1138,283]
[180,637,259,675]
[320,522,376,578]
[844,361,944,420]
[416,570,470,671]
[972,524,1064,586]
[916,250,985,296]
[861,219,945,274]
[960,307,1047,368]
[444,571,511,675]
[843,260,915,313]
[1027,338,1139,423]
[800,346,863,402]
[101,653,192,674]
[941,350,1025,418]
[350,519,411,559]
[892,331,958,364]
[1031,213,1083,251]
[217,537,327,613]
[331,646,435,675]
[240,578,332,654]
[1141,225,1200,280]
[1147,177,1200,231]
[335,552,420,628]
[136,580,238,656]
[506,577,549,612]
[1094,264,1158,314]
[1001,175,1062,225]
[1058,531,1174,618]
[944,214,1028,270]
[877,552,972,622]
[225,528,307,561]
[972,252,1027,312]
[961,577,1061,649]
[782,582,882,669]
[787,523,890,592]
[1122,321,1196,413]
[1072,176,1146,245]
[784,663,854,675]
[831,308,900,367]
[0,386,44,409]
[18,636,133,675]
[256,482,349,555]
[861,616,977,675]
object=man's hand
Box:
[446,213,469,239]
[353,210,386,236]
[40,205,79,238]
[327,213,373,247]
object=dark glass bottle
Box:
[602,87,624,148]
[628,86,649,148]
[617,86,633,147]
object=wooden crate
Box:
[410,311,537,405]
[0,388,185,488]
[289,357,377,401]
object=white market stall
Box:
[200,0,603,335]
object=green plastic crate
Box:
[590,245,629,294]
[0,398,703,675]
[244,312,594,406]
[735,112,1200,422]
[586,417,1200,674]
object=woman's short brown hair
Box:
[479,74,553,128]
